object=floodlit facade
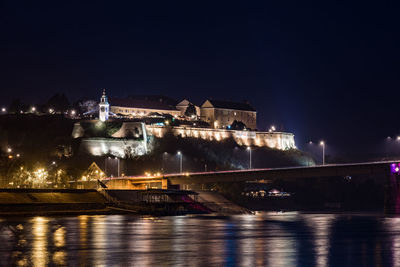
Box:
[200,100,257,130]
[146,125,296,150]
[109,96,181,117]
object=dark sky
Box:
[1,1,400,158]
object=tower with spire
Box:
[99,89,109,122]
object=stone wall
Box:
[146,125,296,150]
[73,121,296,158]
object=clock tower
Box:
[99,89,109,122]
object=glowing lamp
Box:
[391,163,400,174]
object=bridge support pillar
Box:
[385,164,400,214]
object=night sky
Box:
[1,1,400,159]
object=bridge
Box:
[103,161,400,189]
[103,161,400,213]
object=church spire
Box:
[100,88,108,104]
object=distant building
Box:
[109,95,181,117]
[200,99,257,130]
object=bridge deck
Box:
[102,161,399,185]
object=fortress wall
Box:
[74,122,296,158]
[146,125,296,150]
[80,138,147,158]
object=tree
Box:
[47,93,70,113]
[8,99,28,113]
[184,103,197,117]
[77,99,98,114]
[228,120,247,130]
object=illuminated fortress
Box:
[72,90,296,157]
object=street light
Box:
[115,157,120,177]
[162,152,168,174]
[320,141,325,165]
[247,146,252,169]
[105,157,110,176]
[105,157,120,177]
[177,151,182,173]
[385,136,393,160]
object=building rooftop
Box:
[205,99,256,112]
[110,96,179,111]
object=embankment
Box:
[0,188,252,216]
[196,191,251,214]
[0,189,109,215]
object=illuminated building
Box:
[200,99,257,130]
[109,95,181,118]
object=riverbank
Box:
[0,188,219,216]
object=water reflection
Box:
[0,213,400,266]
[303,214,335,267]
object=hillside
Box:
[0,115,314,187]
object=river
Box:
[0,212,399,266]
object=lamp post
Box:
[105,157,111,177]
[247,146,252,169]
[162,152,167,174]
[320,141,325,165]
[115,157,120,177]
[386,136,392,160]
[177,151,182,173]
